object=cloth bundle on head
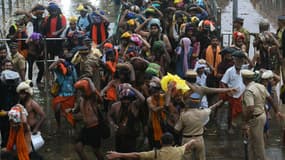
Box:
[145,8,155,14]
[176,37,192,74]
[121,32,131,39]
[16,80,33,96]
[194,61,207,71]
[233,31,245,41]
[6,104,29,160]
[174,0,184,7]
[8,104,26,123]
[74,79,92,96]
[199,20,215,31]
[147,18,162,31]
[126,12,136,19]
[130,5,140,13]
[160,73,190,94]
[127,19,136,26]
[69,16,78,23]
[48,3,59,11]
[151,1,161,9]
[118,84,136,99]
[29,32,42,41]
[261,70,273,79]
[103,42,113,49]
[119,88,135,99]
[145,63,161,76]
[130,34,142,47]
[90,11,105,24]
[77,3,88,12]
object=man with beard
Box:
[16,80,46,134]
[220,51,248,134]
[135,18,172,53]
[42,3,66,59]
[108,83,145,155]
[216,47,236,80]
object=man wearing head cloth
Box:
[135,18,172,53]
[175,92,223,160]
[220,50,248,133]
[42,3,66,59]
[108,83,145,153]
[233,17,250,52]
[241,69,282,160]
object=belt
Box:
[251,112,264,119]
[182,134,203,138]
[253,112,263,118]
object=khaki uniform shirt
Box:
[243,81,269,115]
[78,53,101,89]
[175,108,211,136]
[138,145,186,160]
[12,52,26,74]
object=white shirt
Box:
[196,73,208,108]
[221,66,245,98]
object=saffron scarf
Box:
[205,45,221,75]
[150,95,166,141]
[91,23,107,45]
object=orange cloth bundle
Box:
[58,62,67,75]
[74,79,92,96]
[6,123,30,160]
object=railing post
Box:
[217,7,222,39]
[8,0,12,16]
[43,38,51,133]
[233,0,238,25]
[1,0,5,35]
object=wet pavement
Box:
[1,0,285,159]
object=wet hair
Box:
[0,44,6,50]
[161,132,174,145]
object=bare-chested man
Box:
[16,80,46,134]
[108,83,145,154]
[74,77,104,160]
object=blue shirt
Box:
[77,15,90,32]
[55,66,77,97]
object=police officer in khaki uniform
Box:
[174,92,223,160]
[241,69,282,160]
[10,42,26,81]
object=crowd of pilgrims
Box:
[0,0,285,159]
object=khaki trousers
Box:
[248,112,266,160]
[182,136,205,160]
